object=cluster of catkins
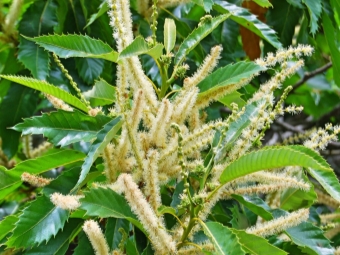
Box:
[35,0,340,254]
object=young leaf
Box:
[0,149,85,201]
[307,168,340,202]
[25,219,83,255]
[322,14,340,87]
[13,110,111,147]
[214,100,264,163]
[197,61,266,98]
[302,0,322,35]
[74,117,122,189]
[219,145,332,184]
[6,195,69,248]
[0,75,89,112]
[252,0,272,8]
[18,0,58,79]
[24,34,118,62]
[83,78,116,106]
[231,229,287,255]
[80,187,144,232]
[213,1,282,48]
[84,1,109,28]
[118,36,164,61]
[174,14,231,65]
[201,221,245,255]
[285,222,334,255]
[164,18,176,54]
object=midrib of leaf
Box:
[202,222,225,254]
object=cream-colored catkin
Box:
[184,45,222,88]
[149,99,173,147]
[315,189,340,208]
[246,208,309,237]
[103,144,118,183]
[320,213,340,224]
[116,174,177,254]
[143,150,162,212]
[83,220,110,255]
[45,94,73,112]
[30,141,52,158]
[21,172,51,187]
[22,135,33,158]
[335,246,340,255]
[171,87,199,125]
[50,193,84,211]
[325,224,340,240]
[130,89,145,130]
[158,0,191,8]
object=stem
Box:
[159,60,169,98]
[177,203,197,249]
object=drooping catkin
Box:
[83,220,110,255]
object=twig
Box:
[291,62,333,94]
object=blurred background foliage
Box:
[0,0,339,252]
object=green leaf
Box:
[281,172,317,210]
[84,1,109,28]
[74,231,95,255]
[13,110,111,147]
[75,58,105,85]
[252,0,272,8]
[6,195,69,248]
[285,222,334,255]
[322,13,340,87]
[80,187,144,231]
[18,0,58,79]
[157,205,177,217]
[202,221,245,255]
[192,0,214,12]
[197,61,265,98]
[214,100,264,163]
[231,229,287,255]
[213,1,282,48]
[307,168,340,202]
[218,91,246,108]
[0,215,18,242]
[25,219,83,255]
[0,84,38,158]
[219,145,332,184]
[25,34,118,62]
[118,36,164,61]
[302,0,322,35]
[83,78,116,106]
[74,117,122,189]
[0,75,89,112]
[265,0,302,47]
[105,218,130,251]
[174,14,231,65]
[164,18,176,54]
[232,194,273,221]
[0,149,85,201]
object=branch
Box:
[291,62,333,94]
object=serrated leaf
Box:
[197,61,265,98]
[265,0,302,47]
[75,58,105,85]
[281,172,317,210]
[214,100,264,163]
[0,75,88,112]
[83,78,116,106]
[164,19,176,54]
[84,1,109,28]
[302,0,322,35]
[74,117,122,189]
[25,34,118,62]
[307,168,340,202]
[18,0,58,79]
[73,231,95,255]
[118,36,164,61]
[174,14,231,65]
[0,149,85,201]
[285,222,334,255]
[80,187,144,231]
[0,84,38,158]
[6,195,69,248]
[252,0,272,8]
[232,194,273,221]
[0,215,18,242]
[13,110,111,147]
[323,14,340,88]
[231,229,287,255]
[25,219,83,255]
[213,1,282,48]
[201,221,245,255]
[220,145,332,184]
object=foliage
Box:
[0,0,340,254]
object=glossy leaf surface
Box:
[83,78,116,106]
